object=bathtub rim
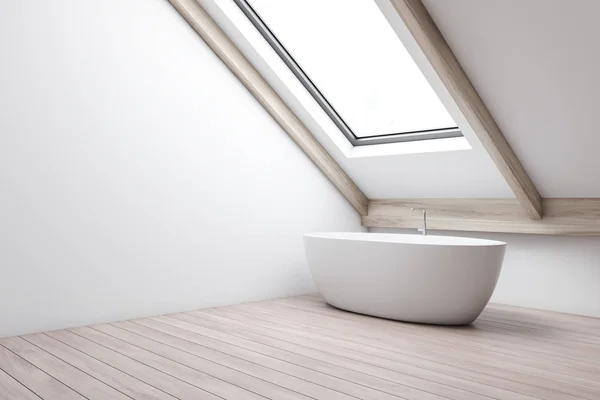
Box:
[304,232,506,247]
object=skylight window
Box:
[234,0,462,146]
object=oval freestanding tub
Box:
[303,232,506,325]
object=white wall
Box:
[372,228,600,318]
[0,0,363,338]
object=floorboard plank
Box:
[113,319,360,400]
[0,368,41,400]
[479,310,600,341]
[473,318,600,347]
[1,336,124,400]
[46,329,219,400]
[485,303,600,332]
[134,317,402,400]
[0,345,85,399]
[71,326,258,400]
[90,323,311,400]
[162,314,447,400]
[23,333,177,400]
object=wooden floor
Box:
[1,295,599,400]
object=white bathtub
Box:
[303,232,506,325]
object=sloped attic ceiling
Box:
[201,0,538,205]
[171,0,600,235]
[423,0,600,198]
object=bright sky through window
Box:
[244,0,458,139]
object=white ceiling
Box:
[423,0,600,198]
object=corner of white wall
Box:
[0,0,364,338]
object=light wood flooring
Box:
[1,294,599,400]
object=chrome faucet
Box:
[411,208,428,236]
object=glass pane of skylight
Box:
[245,0,458,139]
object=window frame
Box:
[233,0,463,146]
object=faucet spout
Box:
[411,208,427,236]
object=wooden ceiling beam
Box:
[388,0,543,220]
[363,199,600,235]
